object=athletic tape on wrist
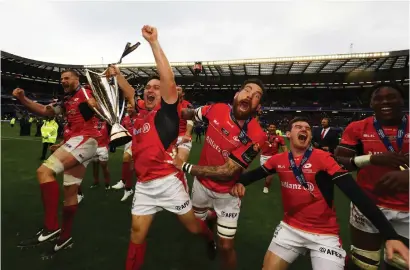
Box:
[182,162,193,174]
[353,155,372,168]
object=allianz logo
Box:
[281,181,315,192]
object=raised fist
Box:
[106,65,120,78]
[142,25,158,43]
[12,88,25,100]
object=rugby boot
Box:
[17,228,61,249]
[41,237,73,260]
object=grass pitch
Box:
[1,123,352,270]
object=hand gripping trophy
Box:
[83,42,140,147]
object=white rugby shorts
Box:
[93,146,109,162]
[124,141,132,156]
[191,178,241,230]
[260,155,272,166]
[350,203,409,238]
[60,136,97,167]
[268,221,346,269]
[131,173,191,216]
[176,135,192,151]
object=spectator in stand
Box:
[312,117,340,154]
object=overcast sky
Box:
[1,1,409,65]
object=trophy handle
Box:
[81,87,108,121]
[119,99,125,121]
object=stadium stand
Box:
[1,49,409,130]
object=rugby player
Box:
[14,70,100,259]
[173,79,266,270]
[109,25,216,270]
[50,122,86,204]
[90,118,111,190]
[176,86,194,163]
[111,102,138,201]
[231,117,409,270]
[260,123,287,194]
[334,83,409,270]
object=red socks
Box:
[40,181,60,231]
[126,241,146,270]
[122,162,132,189]
[60,204,78,241]
[197,218,214,242]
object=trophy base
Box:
[110,123,132,147]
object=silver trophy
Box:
[83,42,140,147]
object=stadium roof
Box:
[1,49,409,90]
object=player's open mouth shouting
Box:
[238,99,250,112]
[297,132,308,144]
[146,94,156,104]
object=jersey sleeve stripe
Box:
[228,154,247,169]
[332,172,349,181]
[194,107,203,122]
[338,144,357,152]
[262,164,273,174]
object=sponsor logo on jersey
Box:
[241,144,259,164]
[221,128,230,136]
[134,123,151,135]
[233,136,240,142]
[367,151,383,155]
[222,150,230,159]
[226,121,234,128]
[302,163,312,169]
[206,135,223,153]
[363,134,375,138]
[281,181,315,192]
[142,123,150,133]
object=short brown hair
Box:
[61,69,79,78]
[146,75,160,84]
[240,78,265,93]
[287,117,310,131]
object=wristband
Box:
[182,162,193,174]
[352,155,372,168]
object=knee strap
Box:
[63,174,82,186]
[350,245,380,270]
[43,155,64,174]
[217,220,237,239]
[194,209,207,221]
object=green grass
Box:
[1,123,352,270]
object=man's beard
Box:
[232,99,253,120]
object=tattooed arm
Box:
[179,158,243,182]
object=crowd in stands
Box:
[2,79,408,132]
